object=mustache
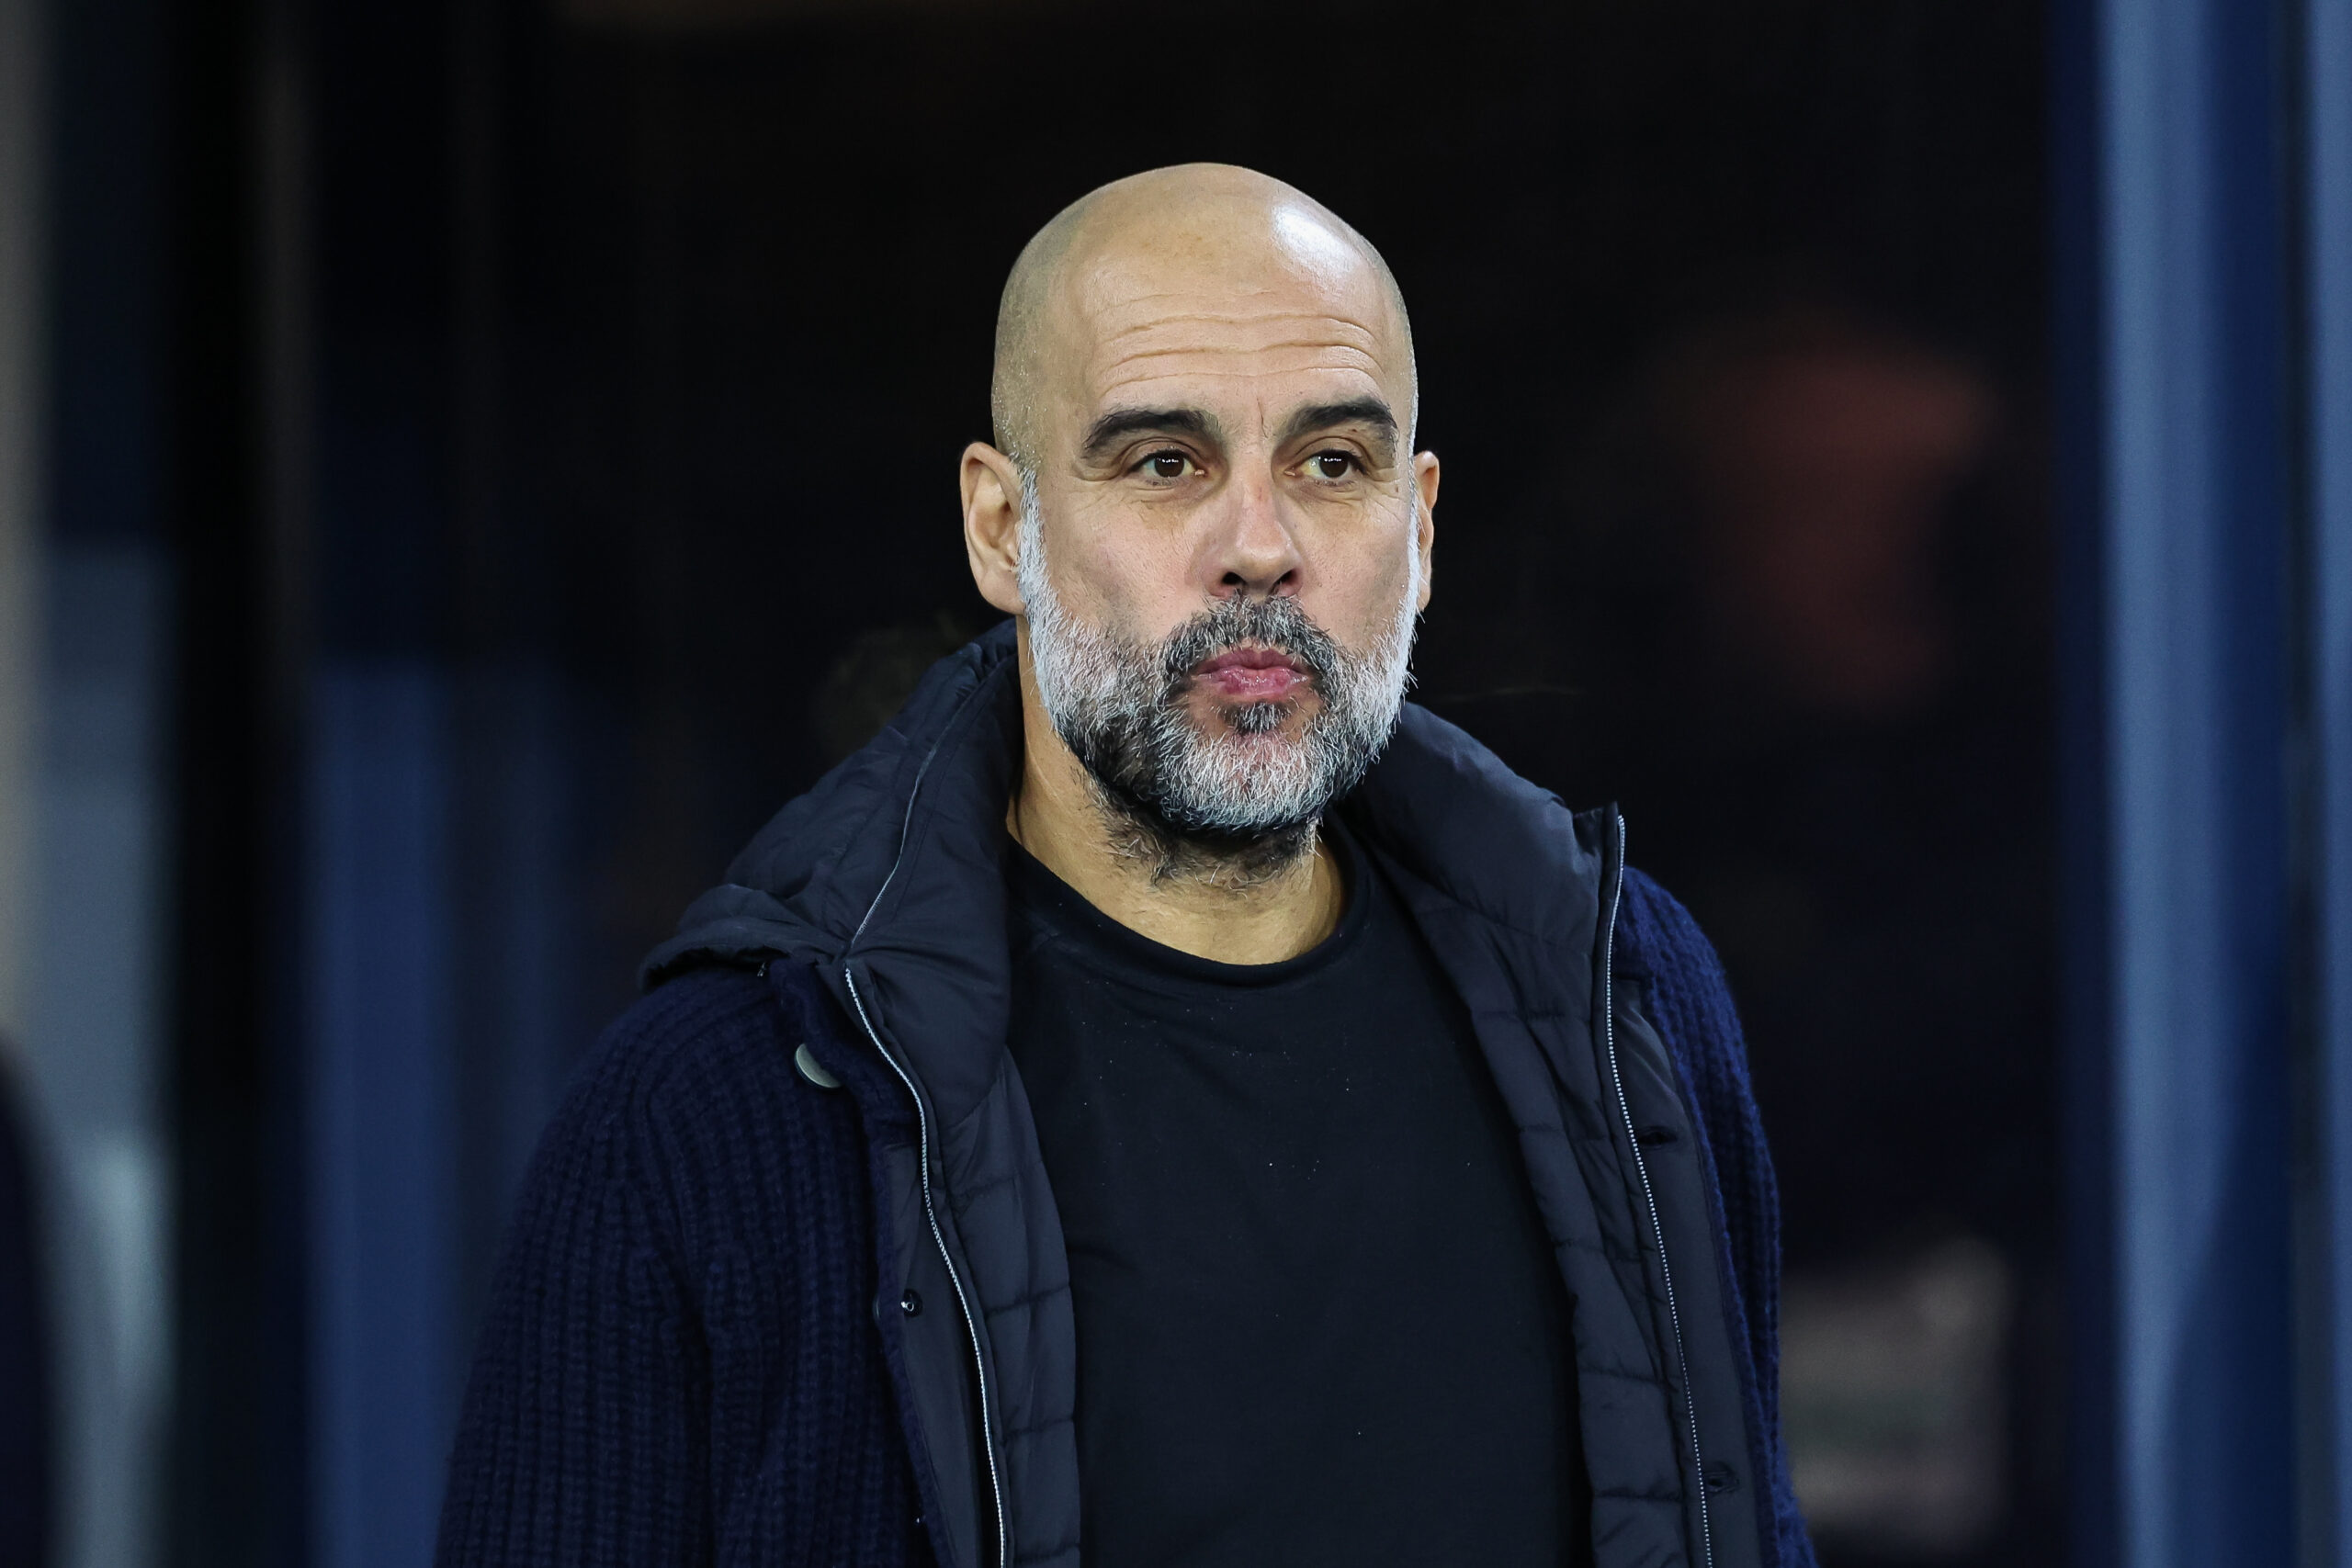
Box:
[1155,596,1342,696]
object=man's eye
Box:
[1306,452,1354,479]
[1141,452,1194,479]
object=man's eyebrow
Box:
[1277,397,1399,450]
[1077,406,1215,462]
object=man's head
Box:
[961,164,1440,881]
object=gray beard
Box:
[1016,490,1419,886]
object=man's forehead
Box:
[1061,232,1396,342]
[1086,310,1391,396]
[1048,258,1405,426]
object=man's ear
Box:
[1412,449,1441,611]
[962,442,1028,615]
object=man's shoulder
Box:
[499,959,895,1293]
[587,963,797,1111]
[1615,865,1731,990]
[547,964,858,1194]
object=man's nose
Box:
[1209,467,1303,600]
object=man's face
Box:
[1008,203,1439,851]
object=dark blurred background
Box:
[3,0,2344,1565]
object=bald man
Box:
[438,166,1815,1568]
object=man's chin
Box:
[1077,738,1329,874]
[1189,692,1319,741]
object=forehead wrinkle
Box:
[1082,312,1396,392]
[1090,308,1386,346]
[1088,364,1393,415]
[1097,364,1385,385]
[1096,341,1391,369]
[1077,281,1294,308]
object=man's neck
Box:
[1006,680,1344,966]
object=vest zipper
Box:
[1600,812,1714,1568]
[845,962,1011,1568]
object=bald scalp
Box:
[989,164,1416,477]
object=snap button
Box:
[1705,1461,1739,1494]
[794,1043,843,1090]
[899,1289,922,1316]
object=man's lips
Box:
[1192,646,1307,702]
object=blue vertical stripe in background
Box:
[307,667,457,1568]
[2060,0,2352,1561]
[2064,0,2352,1561]
[2311,0,2352,1553]
[2100,0,2297,1562]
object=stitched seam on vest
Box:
[980,1280,1071,1318]
[1388,849,1588,947]
[941,1045,1016,1142]
[1580,1366,1672,1387]
[944,1151,1049,1213]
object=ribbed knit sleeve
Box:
[1619,868,1819,1568]
[435,990,715,1568]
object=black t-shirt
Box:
[1005,825,1588,1568]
